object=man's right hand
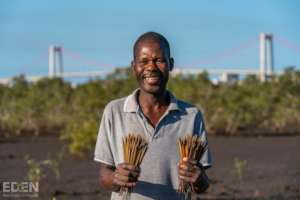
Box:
[112,163,140,189]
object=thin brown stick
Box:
[177,135,207,195]
[120,134,148,197]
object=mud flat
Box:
[0,135,299,199]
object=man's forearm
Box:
[193,170,210,193]
[99,164,119,191]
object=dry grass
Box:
[177,135,207,195]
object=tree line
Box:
[0,67,299,155]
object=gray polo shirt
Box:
[94,89,212,200]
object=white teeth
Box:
[146,77,159,81]
[145,77,160,83]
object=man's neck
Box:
[138,89,169,112]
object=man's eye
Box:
[139,60,148,65]
[156,59,165,63]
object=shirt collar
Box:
[123,88,182,113]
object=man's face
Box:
[132,41,173,95]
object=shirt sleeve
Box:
[194,111,212,169]
[94,104,115,166]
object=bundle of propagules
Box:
[121,133,148,197]
[177,135,207,195]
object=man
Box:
[94,32,212,200]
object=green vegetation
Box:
[25,153,63,182]
[0,76,72,136]
[233,157,247,182]
[1,67,299,155]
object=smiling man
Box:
[94,32,212,200]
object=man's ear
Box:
[169,57,174,71]
[131,60,136,75]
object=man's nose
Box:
[146,60,157,69]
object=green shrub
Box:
[1,67,299,155]
[0,77,72,136]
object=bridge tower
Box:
[260,33,274,81]
[48,45,63,77]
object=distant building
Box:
[220,73,239,85]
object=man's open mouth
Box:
[145,77,160,84]
[143,73,161,85]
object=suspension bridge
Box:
[0,33,298,85]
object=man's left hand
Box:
[178,157,202,184]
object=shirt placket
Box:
[137,106,170,141]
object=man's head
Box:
[132,32,174,95]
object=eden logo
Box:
[2,182,39,197]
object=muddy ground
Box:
[0,135,299,200]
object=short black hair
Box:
[133,32,171,59]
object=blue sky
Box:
[1,0,299,78]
